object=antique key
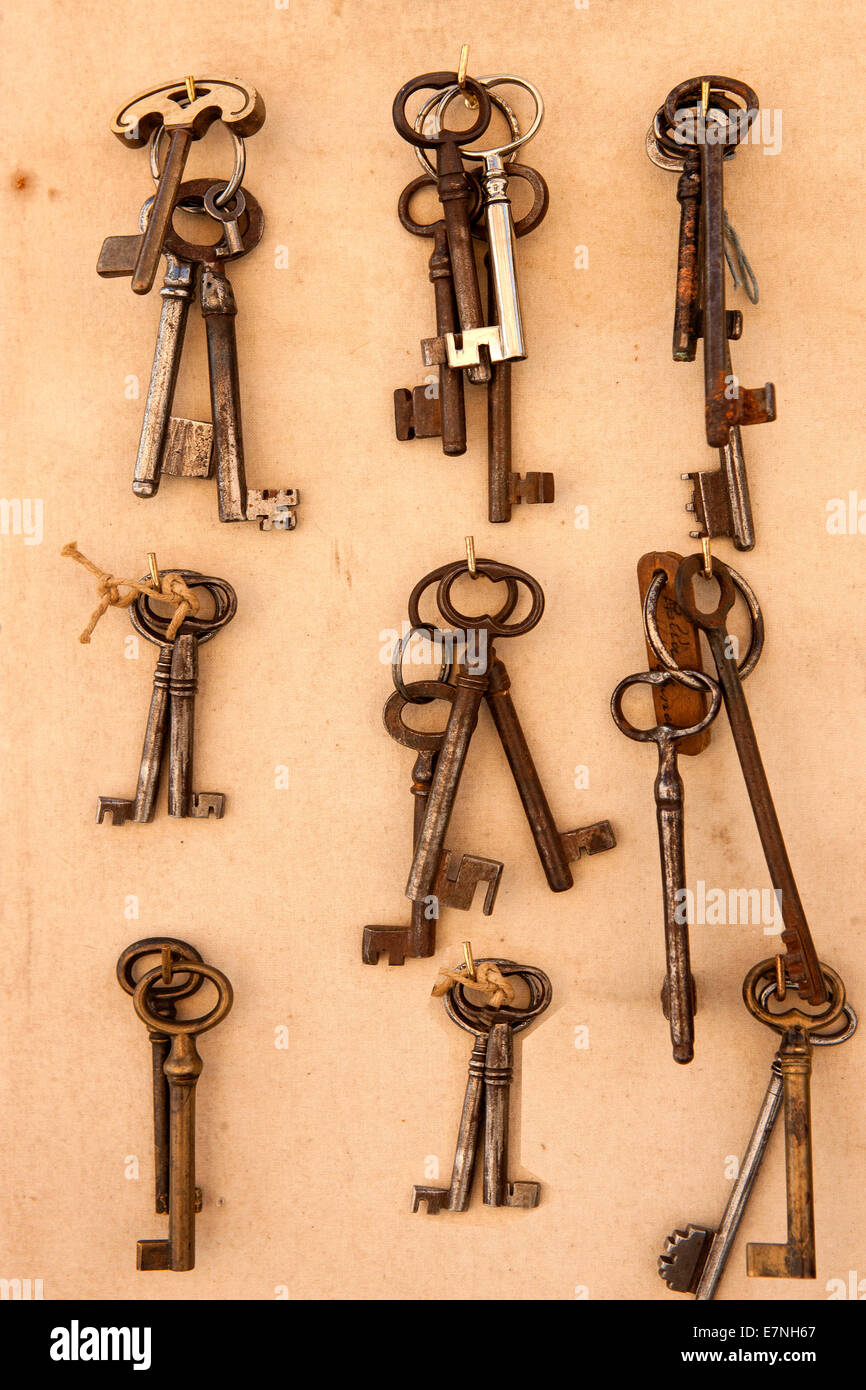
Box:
[646,554,826,1005]
[362,678,502,966]
[97,571,236,823]
[109,77,265,295]
[611,664,721,1062]
[130,952,233,1271]
[393,71,493,385]
[659,980,856,1297]
[411,958,551,1213]
[117,938,205,1215]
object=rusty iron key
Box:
[109,77,265,296]
[363,679,502,966]
[132,956,233,1271]
[611,663,721,1062]
[670,556,826,1004]
[393,72,493,385]
[412,959,551,1213]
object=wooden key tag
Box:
[637,551,710,756]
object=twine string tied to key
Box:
[432,960,516,1010]
[61,542,200,643]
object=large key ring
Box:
[446,959,552,1036]
[117,937,204,1004]
[393,71,491,150]
[663,77,759,152]
[432,74,543,164]
[412,85,522,179]
[131,571,238,646]
[150,125,246,208]
[646,97,742,169]
[436,558,544,638]
[743,959,847,1035]
[643,559,764,692]
[611,667,722,743]
[134,961,234,1035]
[407,561,520,633]
[390,628,453,702]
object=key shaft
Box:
[134,255,201,497]
[747,1028,816,1279]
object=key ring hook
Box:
[444,959,553,1036]
[130,571,237,646]
[643,561,764,692]
[434,74,544,163]
[743,959,847,1035]
[610,667,721,744]
[149,125,246,207]
[436,559,544,638]
[117,937,204,1003]
[407,562,520,633]
[134,961,234,1035]
[412,85,523,180]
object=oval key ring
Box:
[611,667,722,744]
[397,171,482,239]
[117,937,204,1004]
[391,626,453,701]
[743,959,847,1035]
[131,571,238,646]
[446,959,553,1036]
[646,98,742,169]
[757,979,858,1047]
[383,680,456,747]
[161,178,264,264]
[643,561,764,693]
[393,71,491,150]
[134,961,234,1036]
[150,125,246,208]
[663,76,759,152]
[437,558,544,638]
[412,84,522,179]
[433,74,544,164]
[407,561,520,634]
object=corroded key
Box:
[671,555,826,1004]
[132,956,233,1271]
[363,680,502,966]
[110,77,265,296]
[412,959,551,1213]
[393,72,492,385]
[96,642,173,826]
[637,552,712,753]
[611,666,721,1062]
[167,634,224,818]
[117,938,205,1215]
[743,960,849,1280]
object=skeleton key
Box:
[363,679,502,966]
[661,78,776,449]
[110,77,265,295]
[394,174,468,455]
[96,641,173,826]
[412,959,551,1213]
[743,959,849,1280]
[611,666,721,1062]
[405,559,544,905]
[393,72,493,385]
[636,552,712,753]
[117,938,205,1215]
[660,981,856,1298]
[132,957,233,1271]
[670,555,826,1004]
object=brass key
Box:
[132,957,233,1272]
[742,959,848,1280]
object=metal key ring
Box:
[758,980,858,1047]
[391,627,453,701]
[117,937,204,1003]
[397,171,482,238]
[161,179,264,264]
[446,959,553,1036]
[130,571,238,645]
[383,680,456,748]
[743,959,847,1035]
[436,559,544,638]
[611,667,722,744]
[408,561,519,633]
[433,74,543,163]
[393,72,491,150]
[663,77,759,152]
[413,85,522,179]
[134,961,233,1036]
[150,125,246,207]
[647,100,742,168]
[643,562,763,691]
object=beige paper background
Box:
[1,0,863,1302]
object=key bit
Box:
[189,792,226,819]
[432,850,502,914]
[409,1186,451,1214]
[659,1225,715,1292]
[507,472,555,506]
[245,488,300,531]
[560,821,617,861]
[394,386,444,444]
[96,796,137,826]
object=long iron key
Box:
[363,681,502,966]
[167,633,224,818]
[673,555,826,1004]
[97,643,173,825]
[133,959,233,1271]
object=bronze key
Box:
[132,957,233,1272]
[393,72,492,385]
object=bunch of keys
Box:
[363,549,615,965]
[660,959,856,1297]
[411,955,552,1213]
[96,569,237,824]
[118,938,233,1271]
[647,76,776,550]
[97,77,299,530]
[392,57,554,522]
